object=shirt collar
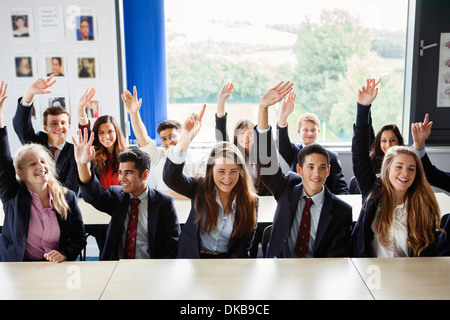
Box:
[300,186,325,206]
[131,186,149,203]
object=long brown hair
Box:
[369,146,442,256]
[13,144,69,220]
[194,142,258,238]
[91,115,126,173]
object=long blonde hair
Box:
[369,146,442,256]
[194,142,258,238]
[13,143,69,220]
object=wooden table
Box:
[0,261,117,300]
[100,258,373,300]
[351,257,450,300]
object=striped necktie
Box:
[124,197,141,259]
[295,197,313,258]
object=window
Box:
[164,0,409,145]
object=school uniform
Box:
[163,154,257,258]
[419,151,450,193]
[12,99,79,194]
[350,103,450,257]
[0,127,86,262]
[78,173,180,260]
[276,123,349,195]
[254,126,352,258]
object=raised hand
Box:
[217,83,234,118]
[72,128,95,165]
[279,91,296,126]
[78,88,96,113]
[121,85,142,115]
[411,113,433,150]
[0,81,7,112]
[218,83,234,102]
[259,81,293,109]
[184,104,206,141]
[23,75,56,103]
[357,78,379,107]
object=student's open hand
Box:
[72,128,95,165]
[411,113,433,150]
[357,78,379,106]
[78,88,96,114]
[121,86,142,115]
[44,250,66,263]
[23,75,56,103]
[218,83,234,103]
[259,81,293,109]
[0,81,7,112]
[279,91,296,126]
[183,104,206,140]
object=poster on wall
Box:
[37,6,65,43]
[10,8,34,41]
[437,33,450,107]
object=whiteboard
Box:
[0,0,125,154]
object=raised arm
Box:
[258,81,293,130]
[411,113,433,151]
[278,91,296,127]
[72,128,95,184]
[173,104,206,154]
[22,75,56,104]
[352,79,379,196]
[77,88,96,126]
[121,86,150,147]
[216,83,234,118]
[215,83,234,142]
[0,81,7,129]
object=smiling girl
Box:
[163,105,258,258]
[0,81,86,262]
[78,89,127,189]
[351,79,450,257]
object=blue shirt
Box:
[199,190,236,253]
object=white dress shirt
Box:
[286,187,325,258]
[118,187,150,259]
[370,203,409,257]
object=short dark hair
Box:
[297,143,330,167]
[157,120,181,135]
[43,106,70,126]
[118,148,151,176]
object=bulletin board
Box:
[0,0,125,154]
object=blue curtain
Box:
[122,0,167,145]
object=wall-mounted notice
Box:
[437,33,450,107]
[37,6,65,43]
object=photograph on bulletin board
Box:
[46,56,66,77]
[15,56,33,78]
[76,15,95,41]
[11,8,34,40]
[77,57,96,79]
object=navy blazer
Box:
[12,99,79,194]
[254,126,352,258]
[421,152,450,193]
[163,157,257,258]
[276,124,349,195]
[0,127,86,262]
[78,174,180,260]
[351,120,450,257]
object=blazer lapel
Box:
[313,189,334,254]
[146,188,159,257]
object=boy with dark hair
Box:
[74,129,180,260]
[254,82,352,258]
